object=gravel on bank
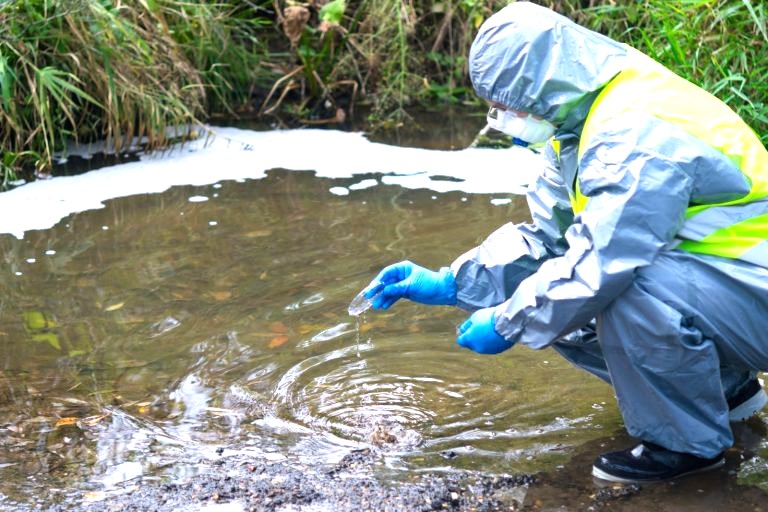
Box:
[73,448,538,512]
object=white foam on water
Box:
[348,179,378,190]
[0,127,542,239]
[328,186,350,196]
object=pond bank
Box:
[2,1,765,185]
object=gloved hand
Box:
[364,260,457,309]
[456,307,513,354]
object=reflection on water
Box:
[0,130,766,509]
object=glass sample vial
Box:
[348,288,380,316]
[348,290,372,316]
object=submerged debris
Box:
[368,423,398,446]
[590,483,642,508]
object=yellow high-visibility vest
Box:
[570,46,768,267]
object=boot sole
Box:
[729,387,768,422]
[592,457,725,484]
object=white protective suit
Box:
[451,2,768,457]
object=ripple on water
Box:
[252,304,620,476]
[267,321,509,463]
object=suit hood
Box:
[469,2,627,130]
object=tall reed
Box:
[0,0,266,185]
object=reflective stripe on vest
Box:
[574,46,768,267]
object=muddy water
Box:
[0,122,766,510]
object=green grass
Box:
[0,0,764,186]
[578,0,767,145]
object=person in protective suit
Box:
[358,1,768,483]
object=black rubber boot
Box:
[592,442,725,483]
[728,378,767,422]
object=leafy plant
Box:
[259,0,358,122]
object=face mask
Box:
[486,107,556,145]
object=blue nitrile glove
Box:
[364,260,457,310]
[457,308,513,354]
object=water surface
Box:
[0,120,766,510]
